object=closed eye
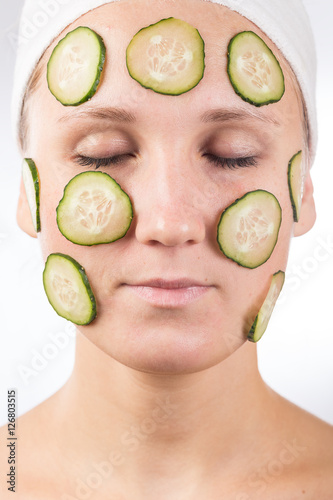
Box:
[75,153,257,170]
[75,154,135,169]
[204,154,258,169]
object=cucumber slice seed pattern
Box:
[53,274,77,309]
[47,26,106,106]
[22,158,41,233]
[248,270,285,342]
[77,189,113,232]
[217,190,282,269]
[57,171,133,246]
[43,253,97,325]
[227,31,285,106]
[148,35,193,82]
[237,208,273,248]
[126,17,205,95]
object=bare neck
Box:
[54,332,275,491]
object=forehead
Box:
[33,0,303,136]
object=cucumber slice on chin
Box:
[227,31,285,106]
[43,253,97,325]
[288,150,303,222]
[47,26,106,106]
[56,171,133,246]
[248,270,285,342]
[217,190,282,269]
[126,17,205,95]
[22,158,41,233]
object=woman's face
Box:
[25,0,313,374]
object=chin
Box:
[82,317,246,375]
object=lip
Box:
[123,279,213,307]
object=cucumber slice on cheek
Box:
[47,26,106,106]
[126,17,205,95]
[22,158,41,233]
[217,190,282,269]
[248,271,285,342]
[57,171,133,246]
[227,31,285,106]
[43,253,97,325]
[288,151,303,222]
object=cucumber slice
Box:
[217,190,282,269]
[43,253,96,325]
[126,17,205,95]
[56,171,133,246]
[22,158,41,233]
[47,26,106,106]
[248,271,285,342]
[288,151,303,222]
[227,31,285,106]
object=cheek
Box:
[38,169,66,257]
[209,168,295,325]
[37,168,128,300]
[37,169,90,264]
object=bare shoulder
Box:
[297,418,333,499]
[237,390,333,499]
[270,391,333,498]
[0,390,69,500]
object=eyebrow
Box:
[58,107,136,124]
[57,106,280,127]
[200,108,281,127]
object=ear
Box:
[293,172,316,237]
[17,177,37,238]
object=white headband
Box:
[12,0,317,160]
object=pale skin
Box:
[1,0,333,498]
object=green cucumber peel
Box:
[248,270,285,342]
[56,171,133,246]
[288,150,303,223]
[22,158,41,233]
[43,253,97,325]
[227,31,285,107]
[217,190,282,269]
[126,17,205,95]
[47,26,106,106]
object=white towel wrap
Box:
[11,0,317,160]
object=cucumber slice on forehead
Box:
[47,26,106,106]
[227,31,285,106]
[217,190,282,269]
[248,271,285,342]
[22,158,41,233]
[288,150,303,222]
[126,17,205,95]
[43,253,96,325]
[56,171,133,246]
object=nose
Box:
[134,154,206,247]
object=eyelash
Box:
[74,154,258,170]
[204,154,258,169]
[75,154,132,169]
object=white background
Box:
[0,1,332,426]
